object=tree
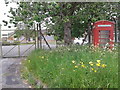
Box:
[4,2,118,45]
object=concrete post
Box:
[0,24,2,58]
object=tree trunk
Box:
[64,21,72,45]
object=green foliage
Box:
[21,45,118,88]
[6,2,118,41]
[33,15,41,22]
[15,29,35,40]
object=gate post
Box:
[18,44,20,57]
[0,24,2,58]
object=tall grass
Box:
[21,45,118,88]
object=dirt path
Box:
[0,58,29,89]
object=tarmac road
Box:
[0,44,56,89]
[0,58,30,89]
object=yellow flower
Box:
[90,63,94,66]
[89,61,94,66]
[72,60,75,64]
[101,64,107,68]
[91,68,94,71]
[97,60,101,63]
[28,60,30,63]
[94,70,97,72]
[80,61,83,64]
[96,63,100,67]
[75,66,78,68]
[89,61,93,64]
[81,64,86,68]
[41,56,44,59]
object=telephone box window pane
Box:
[99,39,110,43]
[99,30,110,39]
[99,30,110,34]
[99,35,109,38]
[99,30,110,47]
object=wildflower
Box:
[91,68,94,71]
[29,86,32,88]
[90,63,94,66]
[73,70,76,72]
[72,60,75,64]
[89,61,93,64]
[97,60,101,63]
[41,56,44,59]
[101,64,107,68]
[75,66,78,68]
[28,60,30,63]
[96,63,100,67]
[68,48,70,51]
[81,64,86,68]
[80,61,83,64]
[94,70,97,72]
[89,61,94,66]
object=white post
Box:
[0,24,2,90]
[0,24,2,58]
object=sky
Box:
[0,0,18,30]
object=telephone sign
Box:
[98,25,111,27]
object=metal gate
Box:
[0,28,36,58]
[0,23,56,58]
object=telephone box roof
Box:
[94,20,115,25]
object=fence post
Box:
[0,24,2,58]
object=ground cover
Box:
[21,45,118,88]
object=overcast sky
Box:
[0,0,18,30]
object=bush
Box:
[21,45,118,88]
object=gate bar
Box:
[21,44,35,56]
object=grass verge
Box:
[21,45,118,88]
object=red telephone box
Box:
[92,20,115,49]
